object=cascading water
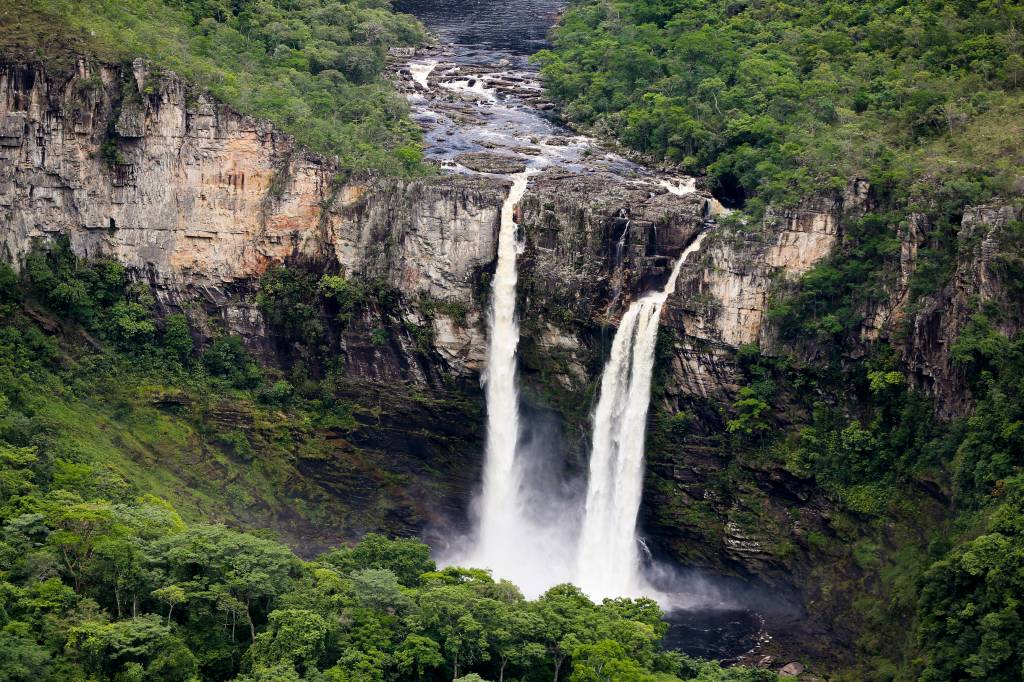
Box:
[399,2,774,660]
[473,173,530,562]
[459,172,576,596]
[576,231,709,601]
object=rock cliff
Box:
[3,56,1020,660]
[0,58,510,380]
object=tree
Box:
[45,499,121,593]
[153,525,301,642]
[569,639,651,682]
[916,478,1024,681]
[319,533,435,587]
[418,585,493,680]
[245,608,331,675]
[490,602,543,682]
[0,444,37,499]
[152,585,187,625]
[162,314,193,363]
[350,568,412,612]
[395,633,445,681]
[0,630,53,682]
[725,387,772,440]
[533,585,593,682]
[67,614,198,681]
[201,336,262,387]
[109,300,156,350]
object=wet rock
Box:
[779,661,805,676]
[454,151,528,174]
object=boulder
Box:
[455,151,528,174]
[779,661,805,676]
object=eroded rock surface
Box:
[4,55,1020,668]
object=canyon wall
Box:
[3,58,1020,652]
[0,58,518,378]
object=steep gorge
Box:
[3,52,1022,669]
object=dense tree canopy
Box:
[0,241,781,681]
[537,0,1024,214]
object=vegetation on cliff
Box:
[535,2,1024,677]
[2,0,429,174]
[536,0,1023,214]
[0,245,775,681]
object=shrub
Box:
[202,336,262,388]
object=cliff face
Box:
[0,58,513,551]
[0,58,510,378]
[1,59,329,282]
[3,57,1020,656]
[896,203,1024,417]
[0,58,902,408]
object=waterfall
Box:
[575,231,709,600]
[409,59,438,89]
[460,172,578,596]
[474,173,529,561]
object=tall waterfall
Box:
[576,231,709,600]
[474,173,529,559]
[463,173,576,596]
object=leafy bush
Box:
[202,336,263,388]
[162,314,194,363]
[257,267,324,344]
[24,236,127,324]
[916,477,1024,681]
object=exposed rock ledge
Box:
[3,57,1013,411]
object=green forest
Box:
[538,1,1024,680]
[536,0,1024,214]
[1,0,1023,680]
[0,246,781,681]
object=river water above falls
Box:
[393,0,774,664]
[391,0,690,182]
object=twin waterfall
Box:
[576,232,708,600]
[464,176,706,601]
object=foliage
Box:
[202,336,263,388]
[537,0,1024,214]
[0,237,779,682]
[948,317,1024,506]
[721,316,1024,678]
[915,477,1024,681]
[0,482,773,681]
[766,213,901,347]
[9,0,431,175]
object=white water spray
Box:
[660,177,697,196]
[409,60,439,90]
[475,173,529,554]
[576,231,709,601]
[455,173,575,596]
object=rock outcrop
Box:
[0,58,508,380]
[896,202,1024,417]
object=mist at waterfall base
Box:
[396,0,801,661]
[436,223,745,611]
[420,188,797,659]
[434,172,579,597]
